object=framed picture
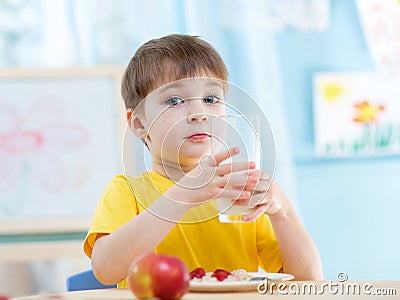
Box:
[313,72,400,158]
[0,67,126,234]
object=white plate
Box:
[189,272,294,292]
[248,272,295,281]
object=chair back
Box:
[66,269,117,291]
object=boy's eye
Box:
[166,96,184,106]
[203,95,220,104]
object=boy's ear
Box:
[126,109,147,139]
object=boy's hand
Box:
[165,147,256,206]
[235,170,290,222]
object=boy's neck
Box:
[152,161,196,182]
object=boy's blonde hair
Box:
[121,34,228,110]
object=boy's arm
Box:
[269,201,324,280]
[243,177,323,280]
[91,188,188,285]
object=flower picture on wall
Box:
[0,67,125,233]
[313,72,400,157]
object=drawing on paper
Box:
[0,68,123,234]
[0,97,88,215]
[356,0,400,73]
[313,73,400,157]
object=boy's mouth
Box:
[187,132,211,141]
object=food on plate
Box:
[211,269,232,281]
[190,268,249,282]
[128,252,190,299]
[190,267,206,280]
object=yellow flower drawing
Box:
[353,100,385,123]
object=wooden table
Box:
[11,281,400,299]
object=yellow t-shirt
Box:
[84,170,282,288]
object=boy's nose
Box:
[187,113,208,123]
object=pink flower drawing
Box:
[0,97,88,200]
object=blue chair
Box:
[66,269,117,291]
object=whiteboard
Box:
[0,67,126,234]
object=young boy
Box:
[83,34,323,287]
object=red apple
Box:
[128,252,190,299]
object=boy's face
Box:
[132,76,226,168]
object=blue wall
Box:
[276,0,400,280]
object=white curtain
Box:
[0,0,298,294]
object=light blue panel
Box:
[298,160,400,279]
[275,0,400,279]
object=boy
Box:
[84,34,323,287]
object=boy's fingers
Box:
[212,147,240,165]
[248,170,273,181]
[216,172,257,191]
[216,162,256,176]
[200,154,216,166]
[249,178,272,193]
[234,199,251,206]
[242,205,265,222]
[248,192,267,208]
[218,189,252,200]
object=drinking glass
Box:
[211,114,261,223]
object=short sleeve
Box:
[83,175,138,258]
